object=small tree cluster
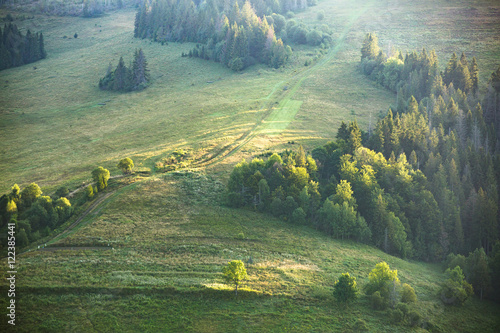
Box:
[0,183,73,247]
[99,49,149,92]
[440,266,473,305]
[0,23,46,71]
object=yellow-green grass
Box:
[2,174,499,332]
[0,9,296,193]
[1,0,500,193]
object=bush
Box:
[440,266,473,305]
[333,273,358,304]
[291,207,306,224]
[371,291,386,310]
[229,57,244,71]
[55,186,69,198]
[225,192,244,208]
[236,232,245,240]
[408,310,422,327]
[401,283,417,303]
[388,308,404,323]
[317,10,325,21]
[306,30,323,46]
[270,198,283,217]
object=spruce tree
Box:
[361,33,379,60]
[469,57,479,95]
[132,48,149,90]
[113,56,130,91]
[444,52,458,86]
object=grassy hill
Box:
[2,173,499,332]
[1,0,500,331]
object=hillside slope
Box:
[2,173,499,332]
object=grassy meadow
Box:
[1,0,500,331]
[2,173,500,332]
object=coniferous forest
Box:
[1,0,500,331]
[0,23,46,70]
[225,36,500,302]
[99,48,150,91]
[134,0,330,70]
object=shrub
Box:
[333,273,359,304]
[440,266,473,305]
[317,11,325,21]
[401,283,417,303]
[388,308,404,323]
[408,310,422,327]
[306,30,323,46]
[55,186,69,198]
[371,291,386,310]
[291,207,306,224]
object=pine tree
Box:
[113,56,130,91]
[444,52,458,86]
[132,48,150,90]
[361,33,379,60]
[469,57,479,95]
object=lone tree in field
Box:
[92,166,110,190]
[117,157,134,175]
[222,260,248,296]
[333,273,359,305]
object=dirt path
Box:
[23,191,116,254]
[25,3,374,251]
[67,175,124,197]
[192,3,374,169]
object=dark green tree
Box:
[333,273,359,304]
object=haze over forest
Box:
[1,0,500,331]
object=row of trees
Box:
[360,33,479,101]
[0,158,133,250]
[1,0,132,17]
[99,48,150,92]
[134,0,300,70]
[0,23,46,70]
[0,183,72,248]
[227,106,498,265]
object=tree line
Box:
[0,158,133,250]
[360,33,500,257]
[134,0,330,71]
[0,23,46,70]
[99,48,150,92]
[0,0,133,17]
[225,40,500,269]
[135,0,303,70]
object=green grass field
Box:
[1,0,500,331]
[2,174,499,332]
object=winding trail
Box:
[192,2,373,168]
[25,2,374,251]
